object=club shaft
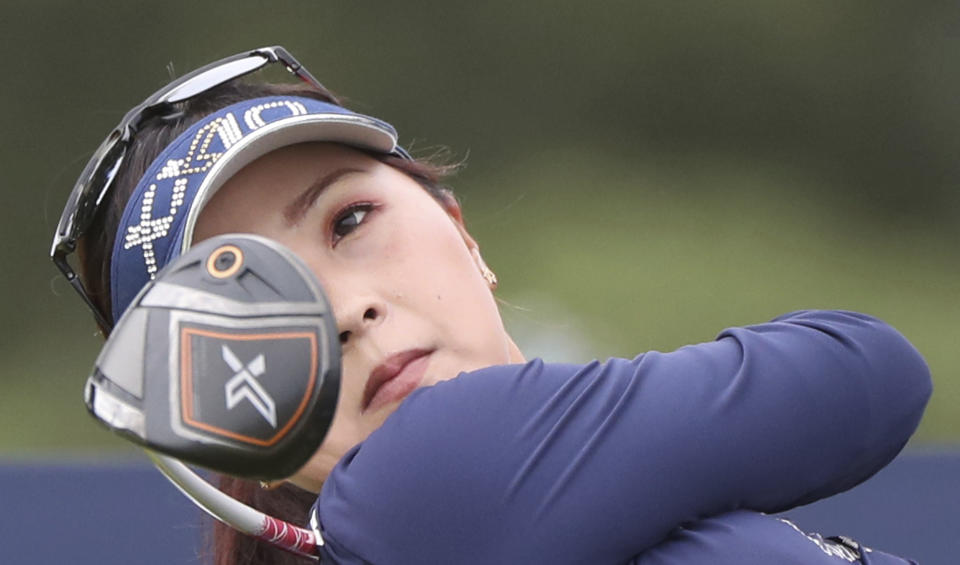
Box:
[147,451,321,559]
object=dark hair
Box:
[76,80,458,564]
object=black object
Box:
[85,234,340,480]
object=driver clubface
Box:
[85,234,340,480]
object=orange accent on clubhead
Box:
[206,245,244,279]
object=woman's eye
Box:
[332,204,374,241]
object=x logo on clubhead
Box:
[222,345,277,428]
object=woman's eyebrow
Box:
[283,167,366,225]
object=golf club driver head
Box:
[85,234,340,480]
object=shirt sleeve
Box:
[631,510,919,565]
[314,310,931,565]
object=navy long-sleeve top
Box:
[311,311,932,564]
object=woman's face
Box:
[193,142,522,492]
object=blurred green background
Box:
[1,1,956,454]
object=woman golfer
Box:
[52,46,931,564]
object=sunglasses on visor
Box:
[50,46,326,331]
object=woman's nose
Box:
[336,299,386,345]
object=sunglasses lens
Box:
[162,56,269,103]
[54,130,124,247]
[75,136,126,234]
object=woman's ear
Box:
[437,188,464,223]
[437,189,478,250]
[436,189,496,288]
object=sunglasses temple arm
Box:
[146,451,322,560]
[54,254,114,332]
[68,277,113,332]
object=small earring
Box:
[472,248,498,289]
[259,480,281,490]
[482,265,498,289]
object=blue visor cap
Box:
[110,95,407,323]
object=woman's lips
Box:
[363,349,432,413]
